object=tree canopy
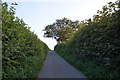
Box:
[43,17,80,43]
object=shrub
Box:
[2,2,50,78]
[55,1,120,79]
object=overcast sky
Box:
[3,0,117,50]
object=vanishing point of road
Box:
[38,51,88,79]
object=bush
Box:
[55,1,120,79]
[2,2,50,78]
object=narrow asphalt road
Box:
[38,51,88,79]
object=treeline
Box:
[55,1,120,79]
[2,2,49,78]
[43,17,80,43]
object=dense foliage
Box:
[55,1,120,79]
[2,2,49,78]
[0,0,2,79]
[43,18,80,43]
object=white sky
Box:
[3,0,117,50]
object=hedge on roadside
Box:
[55,1,120,79]
[2,2,50,78]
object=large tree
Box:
[43,17,80,43]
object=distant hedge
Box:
[55,1,120,79]
[2,2,50,78]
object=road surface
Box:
[38,51,88,79]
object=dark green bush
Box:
[55,1,120,79]
[2,2,50,78]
